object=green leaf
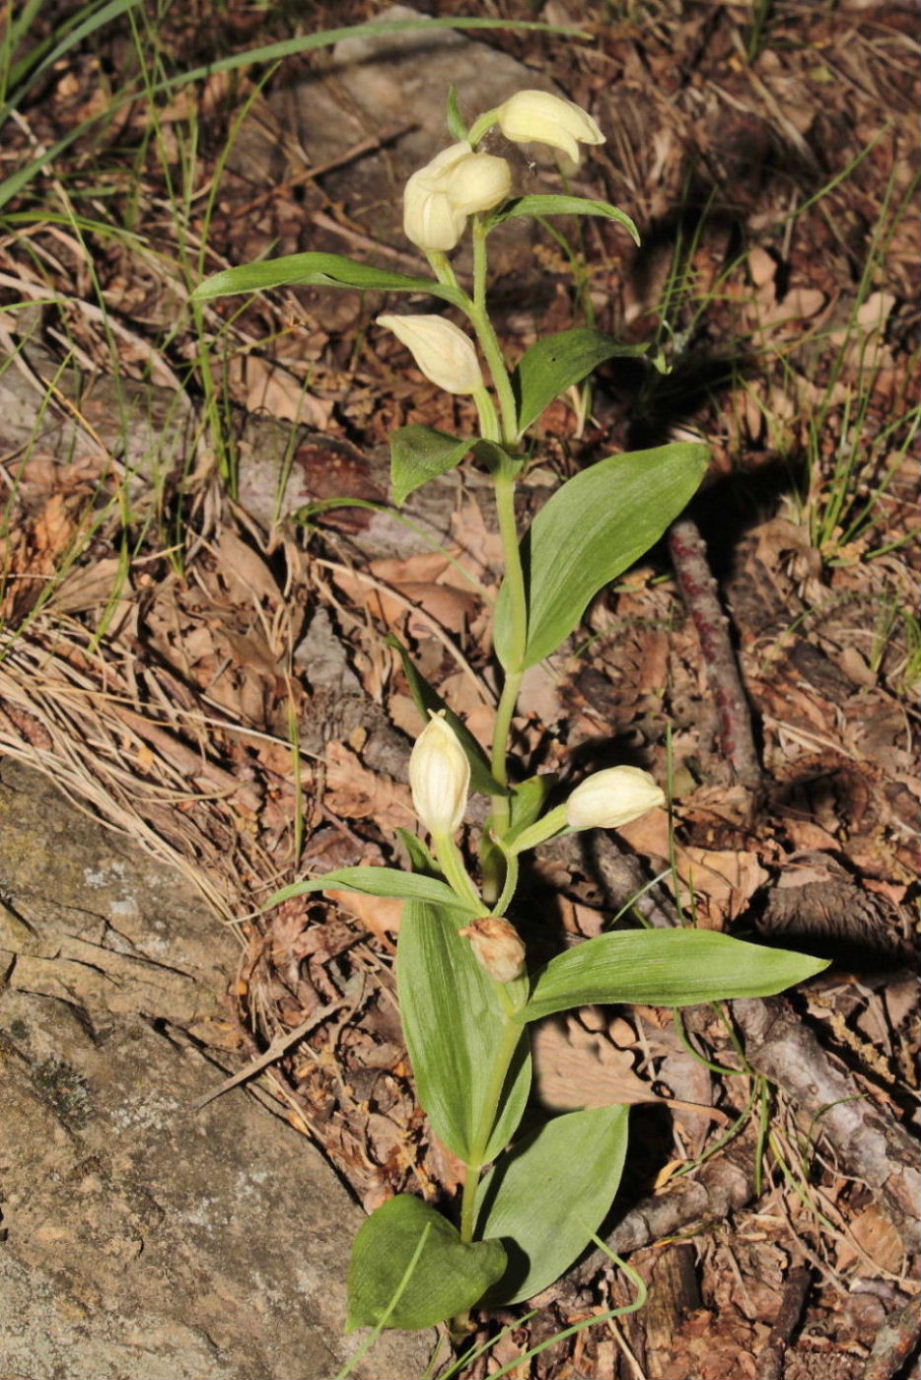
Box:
[507,775,556,843]
[347,1194,506,1330]
[396,827,440,876]
[491,194,639,244]
[387,635,509,797]
[389,425,471,506]
[514,326,650,435]
[494,443,709,670]
[446,84,468,141]
[399,900,531,1164]
[476,1105,629,1305]
[192,252,466,308]
[263,867,478,915]
[291,496,386,527]
[520,930,830,1024]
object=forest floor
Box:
[0,2,918,1378]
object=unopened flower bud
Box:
[565,766,664,831]
[377,313,483,395]
[403,141,511,251]
[409,712,470,835]
[459,916,526,983]
[496,89,604,165]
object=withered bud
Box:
[458,916,526,984]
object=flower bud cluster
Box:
[383,90,606,400]
[403,90,605,254]
[403,141,511,253]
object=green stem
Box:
[493,851,520,917]
[472,385,500,443]
[459,1161,481,1245]
[468,220,517,445]
[493,473,527,678]
[468,1014,523,1173]
[426,249,459,291]
[482,466,527,898]
[429,246,505,448]
[432,830,481,912]
[450,1009,521,1340]
[467,107,500,148]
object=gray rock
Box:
[0,762,431,1379]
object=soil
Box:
[0,3,917,1378]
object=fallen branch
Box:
[754,1263,812,1380]
[667,515,763,791]
[554,833,920,1285]
[567,1129,757,1289]
[732,996,920,1248]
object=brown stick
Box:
[567,1130,758,1289]
[667,515,763,790]
[732,997,920,1247]
[755,1264,812,1380]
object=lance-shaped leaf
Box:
[390,424,471,506]
[192,252,467,308]
[387,635,509,797]
[476,1105,629,1305]
[490,193,639,244]
[264,867,479,915]
[519,930,829,1024]
[445,83,469,141]
[347,1194,506,1330]
[513,326,650,436]
[494,443,708,670]
[399,899,531,1165]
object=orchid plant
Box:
[193,89,825,1344]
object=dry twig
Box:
[667,515,763,791]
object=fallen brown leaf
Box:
[532,1015,727,1126]
[323,740,415,829]
[327,887,402,939]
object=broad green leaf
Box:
[263,867,478,915]
[387,635,509,797]
[491,194,639,244]
[347,1194,506,1330]
[476,1105,629,1304]
[494,444,709,670]
[520,930,829,1023]
[390,425,471,506]
[192,252,466,308]
[399,900,531,1164]
[514,326,650,435]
